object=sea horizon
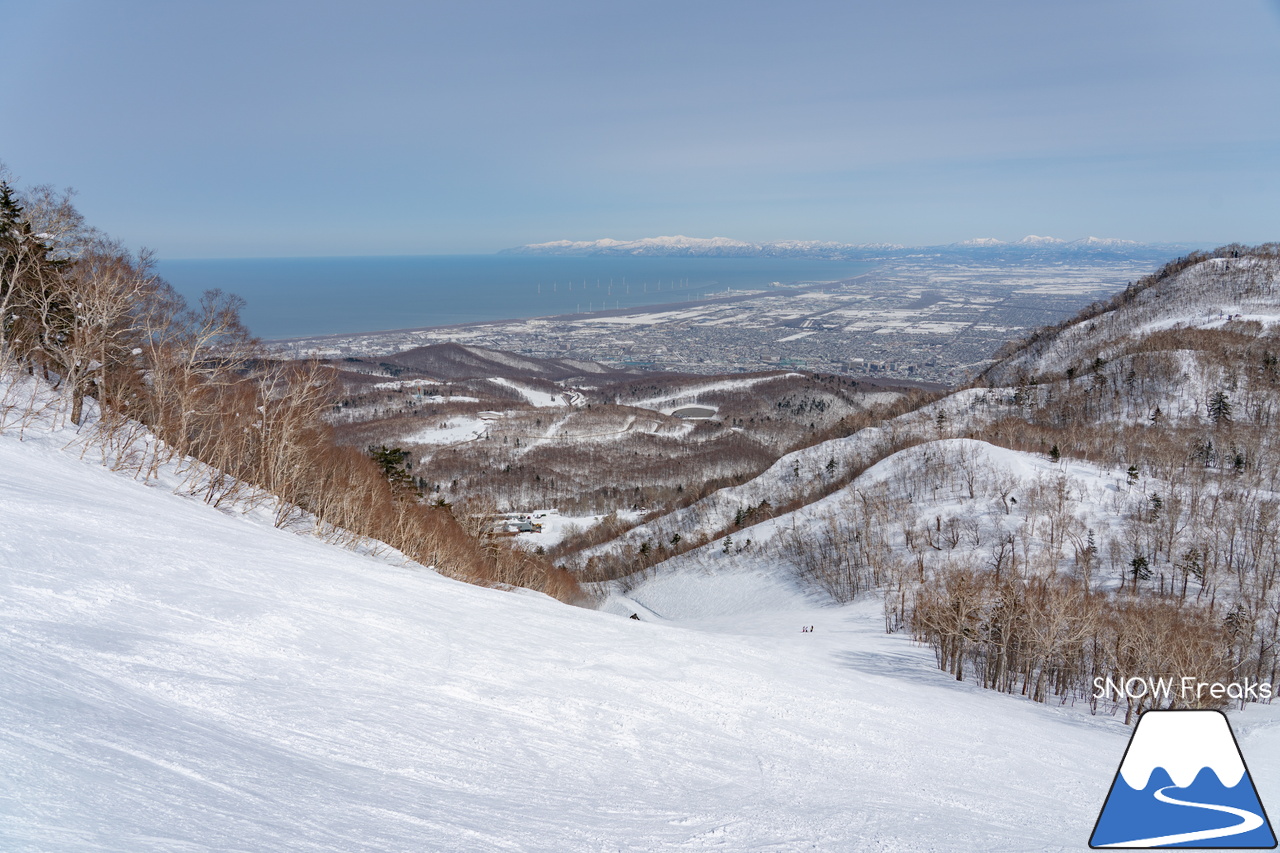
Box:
[158,254,877,341]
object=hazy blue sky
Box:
[3,0,1279,257]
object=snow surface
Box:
[623,373,804,414]
[404,416,488,445]
[510,510,644,551]
[5,422,1280,851]
[952,238,1007,247]
[991,255,1280,382]
[776,331,816,343]
[597,567,826,624]
[487,376,570,408]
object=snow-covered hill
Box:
[565,389,980,571]
[986,251,1280,385]
[343,342,634,383]
[567,244,1280,744]
[603,247,1280,573]
[11,406,1278,850]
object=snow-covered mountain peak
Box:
[633,235,755,249]
[1119,711,1246,790]
[520,235,757,253]
[1069,236,1141,248]
[951,237,1008,247]
[503,234,1181,260]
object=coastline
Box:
[267,258,1141,385]
[269,272,878,345]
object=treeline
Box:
[569,395,939,585]
[327,363,918,531]
[884,247,1280,715]
[772,434,1277,720]
[902,567,1237,724]
[0,175,575,599]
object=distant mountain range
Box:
[500,234,1195,262]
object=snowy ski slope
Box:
[4,425,1280,851]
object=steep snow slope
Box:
[12,428,1280,850]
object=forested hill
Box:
[981,243,1280,387]
[338,342,639,383]
[580,243,1280,721]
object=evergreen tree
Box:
[368,445,418,496]
[0,181,39,352]
[0,180,73,372]
[1208,390,1233,425]
[1130,554,1151,590]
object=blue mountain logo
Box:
[1091,710,1276,848]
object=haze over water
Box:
[158,255,875,340]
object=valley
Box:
[8,3,1278,845]
[323,344,929,522]
[5,220,1280,851]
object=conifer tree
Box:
[0,181,41,356]
[0,179,74,377]
[1208,390,1233,425]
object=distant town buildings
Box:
[276,260,1145,385]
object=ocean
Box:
[156,255,876,340]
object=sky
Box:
[2,0,1279,257]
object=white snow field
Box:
[5,428,1280,852]
[404,416,489,445]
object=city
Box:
[276,257,1154,384]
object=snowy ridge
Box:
[951,237,1008,247]
[621,435,1136,595]
[621,373,806,413]
[570,389,987,568]
[1119,712,1247,790]
[987,254,1280,383]
[503,234,1167,259]
[486,376,572,407]
[509,235,758,256]
[1071,236,1141,248]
